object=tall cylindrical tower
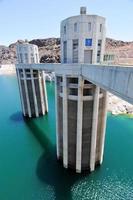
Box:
[16,41,48,118]
[55,7,108,173]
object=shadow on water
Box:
[25,118,88,200]
[10,111,24,122]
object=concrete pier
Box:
[99,90,108,164]
[62,75,68,168]
[90,86,100,172]
[55,74,108,172]
[76,76,84,173]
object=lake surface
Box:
[0,75,133,200]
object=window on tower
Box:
[98,40,102,47]
[25,53,28,63]
[31,53,35,63]
[63,41,67,63]
[19,53,23,63]
[100,24,102,32]
[72,39,78,63]
[88,22,91,32]
[64,25,66,34]
[74,23,78,32]
[97,50,101,63]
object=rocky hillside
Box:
[29,38,60,63]
[0,38,133,65]
[105,38,133,65]
[0,44,17,64]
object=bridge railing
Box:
[16,63,133,104]
[82,64,133,104]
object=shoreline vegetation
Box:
[0,65,133,117]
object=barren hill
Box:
[105,38,133,65]
[0,38,133,65]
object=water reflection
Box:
[25,118,88,200]
[10,111,24,122]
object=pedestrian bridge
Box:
[16,63,133,105]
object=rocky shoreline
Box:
[108,93,133,115]
[0,64,16,75]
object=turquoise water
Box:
[0,75,133,200]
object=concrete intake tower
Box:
[55,7,108,173]
[16,41,48,117]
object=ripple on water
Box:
[71,172,133,200]
[31,185,55,200]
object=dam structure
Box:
[16,7,133,173]
[16,41,48,118]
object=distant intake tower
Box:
[16,41,48,117]
[55,7,108,173]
